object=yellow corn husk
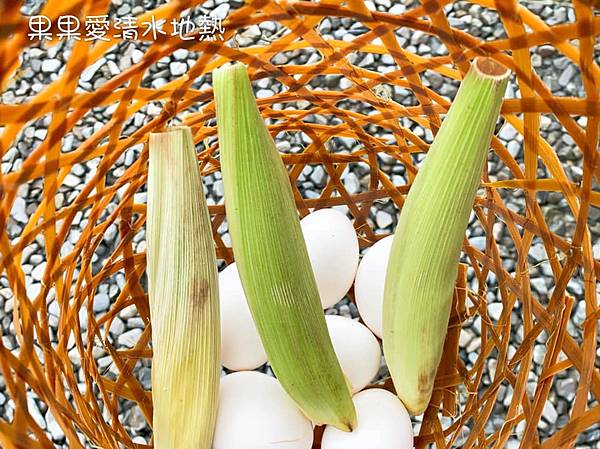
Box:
[213,63,356,431]
[383,57,511,415]
[147,126,220,448]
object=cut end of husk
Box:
[213,62,357,431]
[473,56,511,79]
[147,126,220,449]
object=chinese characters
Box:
[28,14,225,41]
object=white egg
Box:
[354,235,394,338]
[321,388,413,449]
[214,371,313,449]
[219,263,267,371]
[300,208,359,309]
[325,315,381,393]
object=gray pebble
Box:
[310,166,326,185]
[375,210,393,229]
[573,299,586,325]
[104,224,118,243]
[2,335,15,351]
[134,192,147,204]
[507,140,520,158]
[98,356,112,371]
[467,337,481,353]
[459,329,473,347]
[63,174,81,188]
[531,277,548,296]
[152,78,167,89]
[124,406,147,432]
[499,123,518,141]
[31,262,46,281]
[29,254,44,265]
[173,49,189,61]
[213,180,224,197]
[27,283,41,299]
[107,60,120,77]
[389,4,405,14]
[487,358,497,380]
[558,65,576,87]
[556,377,577,402]
[488,303,503,321]
[10,197,28,223]
[93,294,110,313]
[567,279,584,297]
[343,172,360,194]
[132,49,144,64]
[138,367,152,390]
[256,89,273,99]
[109,318,125,336]
[119,304,138,320]
[211,3,230,19]
[529,243,546,262]
[41,59,62,73]
[116,4,130,15]
[68,347,81,366]
[169,61,187,76]
[92,346,106,359]
[127,317,145,329]
[542,400,558,425]
[533,344,546,365]
[0,288,12,300]
[242,25,261,40]
[469,236,486,251]
[506,439,520,449]
[118,328,143,348]
[27,395,46,430]
[80,58,106,82]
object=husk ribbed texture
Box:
[147,127,220,448]
[213,63,356,431]
[383,58,511,415]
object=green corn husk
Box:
[383,57,511,415]
[213,63,356,431]
[147,126,220,448]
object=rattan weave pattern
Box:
[0,0,599,448]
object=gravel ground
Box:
[1,0,599,447]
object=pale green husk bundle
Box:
[147,127,220,448]
[213,63,356,431]
[383,57,511,415]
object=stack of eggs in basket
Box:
[216,208,413,449]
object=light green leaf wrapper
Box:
[383,57,511,415]
[213,63,356,431]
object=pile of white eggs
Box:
[215,208,413,449]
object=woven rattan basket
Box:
[1,0,599,448]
